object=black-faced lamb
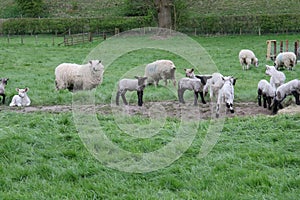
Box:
[257,79,276,110]
[274,52,297,70]
[177,77,207,106]
[9,87,31,107]
[55,60,104,91]
[0,78,9,104]
[144,60,176,87]
[116,76,147,106]
[265,65,286,89]
[216,76,235,118]
[272,79,300,114]
[238,49,259,70]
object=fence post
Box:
[285,40,288,52]
[7,34,10,44]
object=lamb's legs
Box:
[257,89,262,106]
[199,91,206,104]
[137,90,143,106]
[267,97,272,110]
[263,95,267,108]
[116,91,120,105]
[178,89,185,104]
[292,91,300,105]
[193,91,199,106]
[0,94,5,104]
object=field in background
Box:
[0,33,300,199]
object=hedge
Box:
[0,16,153,35]
[1,13,300,35]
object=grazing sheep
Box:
[265,65,286,89]
[216,76,235,118]
[0,78,9,104]
[9,88,31,107]
[177,77,207,106]
[274,52,297,70]
[144,60,176,87]
[55,60,104,91]
[257,79,276,110]
[273,79,300,114]
[116,76,147,106]
[238,49,259,70]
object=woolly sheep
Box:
[0,78,9,104]
[116,76,147,106]
[238,49,259,70]
[274,52,297,70]
[216,76,235,118]
[257,79,276,110]
[265,65,286,89]
[177,77,207,106]
[273,79,300,114]
[9,87,31,107]
[144,60,176,87]
[55,60,104,91]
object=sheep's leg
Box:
[137,90,143,106]
[120,90,128,105]
[172,79,176,87]
[116,91,121,105]
[178,89,185,104]
[267,97,272,110]
[262,94,267,108]
[272,99,280,114]
[0,94,5,104]
[257,89,262,106]
[193,91,199,106]
[216,104,220,118]
[291,91,300,105]
[199,91,206,104]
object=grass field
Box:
[0,32,300,199]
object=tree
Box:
[154,0,172,29]
[15,0,45,18]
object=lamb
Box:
[238,49,259,70]
[274,52,297,70]
[273,79,300,114]
[116,76,147,106]
[216,76,235,118]
[265,65,286,89]
[0,78,9,104]
[9,88,31,107]
[177,76,207,106]
[55,60,104,91]
[257,79,276,110]
[144,60,176,87]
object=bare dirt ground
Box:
[1,101,282,119]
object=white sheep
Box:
[0,78,9,104]
[273,79,300,114]
[274,52,297,70]
[216,76,235,118]
[177,77,207,106]
[265,65,286,89]
[9,88,31,107]
[55,60,104,91]
[116,76,147,106]
[144,60,176,87]
[238,49,259,70]
[257,79,276,110]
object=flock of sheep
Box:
[0,48,299,117]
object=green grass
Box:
[0,33,300,199]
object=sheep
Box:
[9,87,31,107]
[116,76,147,106]
[265,65,286,90]
[203,72,224,102]
[55,60,104,91]
[273,79,300,114]
[144,60,176,87]
[274,52,297,70]
[177,76,207,106]
[257,79,276,110]
[0,78,9,104]
[216,76,235,118]
[238,49,259,70]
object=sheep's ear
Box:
[134,76,139,79]
[184,68,187,71]
[16,88,19,92]
[0,79,2,81]
[25,87,29,92]
[98,60,101,63]
[191,68,194,72]
[89,60,92,65]
[222,77,225,81]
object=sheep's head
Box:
[184,68,195,78]
[265,65,276,76]
[135,76,147,91]
[16,87,29,98]
[0,78,9,85]
[254,58,259,67]
[89,60,104,72]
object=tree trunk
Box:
[155,0,172,29]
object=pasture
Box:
[0,32,300,199]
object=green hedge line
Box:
[1,13,300,35]
[0,16,153,34]
[181,14,300,34]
